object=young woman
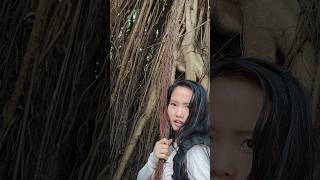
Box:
[137,80,210,180]
[211,57,320,180]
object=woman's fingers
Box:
[159,154,169,160]
[154,138,172,160]
[159,138,173,145]
[159,138,169,144]
[158,147,169,154]
[155,150,169,160]
[156,144,169,155]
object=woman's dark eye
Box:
[240,139,253,151]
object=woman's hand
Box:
[154,138,173,161]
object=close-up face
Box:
[211,76,264,180]
[167,86,193,131]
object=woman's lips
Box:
[174,120,183,127]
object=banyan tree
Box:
[0,0,319,179]
[212,0,320,125]
[109,0,209,179]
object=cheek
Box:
[167,107,173,119]
[184,109,190,120]
[236,152,252,177]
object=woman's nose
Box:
[212,147,235,178]
[175,107,184,117]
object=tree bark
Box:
[2,0,51,129]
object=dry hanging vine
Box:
[106,0,209,179]
[0,0,107,179]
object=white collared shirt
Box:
[137,143,210,180]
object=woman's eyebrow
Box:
[170,99,190,105]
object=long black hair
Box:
[211,57,320,180]
[166,80,210,180]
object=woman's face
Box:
[167,86,193,131]
[211,77,263,180]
